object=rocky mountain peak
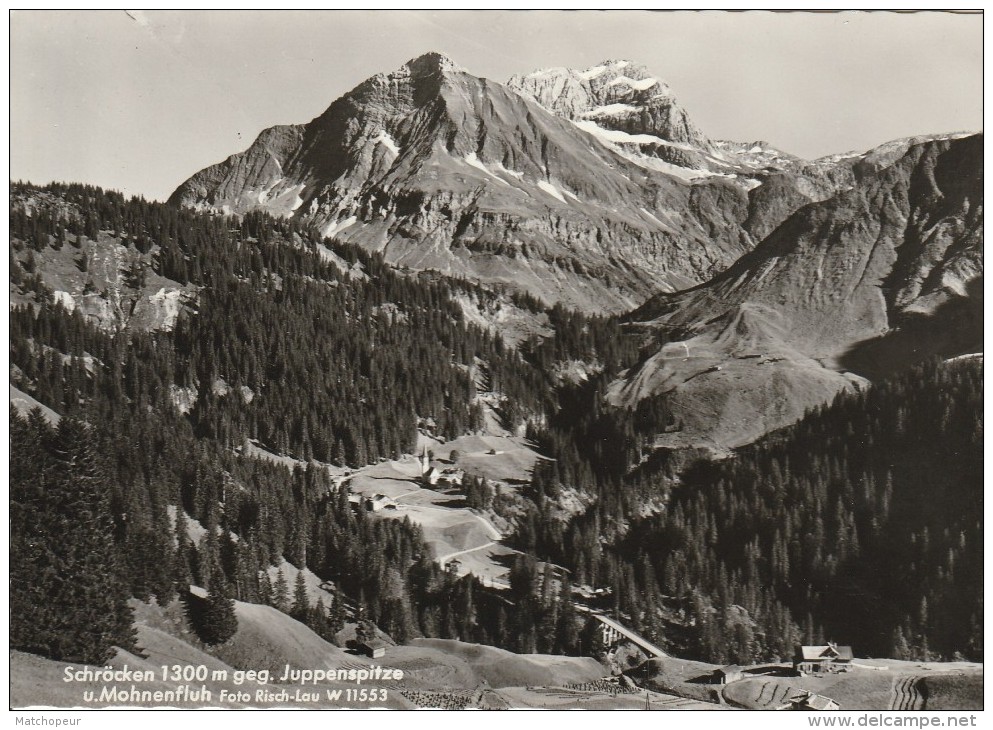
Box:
[325,51,468,117]
[173,52,979,323]
[508,59,709,166]
[397,51,466,80]
[594,60,671,98]
[510,58,673,109]
[170,52,773,314]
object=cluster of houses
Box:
[418,446,464,487]
[346,447,467,514]
[712,643,855,686]
[347,492,398,512]
[710,643,853,711]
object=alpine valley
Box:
[10,52,983,710]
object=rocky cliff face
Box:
[9,189,197,334]
[86,51,984,454]
[170,53,832,313]
[608,133,983,452]
[169,52,981,439]
[507,59,715,169]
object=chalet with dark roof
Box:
[793,643,854,675]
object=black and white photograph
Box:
[8,9,983,714]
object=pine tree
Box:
[199,570,239,645]
[291,570,310,621]
[173,507,193,591]
[257,571,274,607]
[10,410,54,655]
[273,569,290,612]
[307,597,333,641]
[11,417,136,663]
[329,586,346,635]
[355,619,376,645]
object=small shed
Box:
[359,639,387,659]
[712,665,745,685]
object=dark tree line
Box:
[6,182,589,663]
[9,182,981,669]
[10,182,565,465]
[518,358,983,664]
[10,412,137,663]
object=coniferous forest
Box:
[518,359,983,664]
[8,181,983,669]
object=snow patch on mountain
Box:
[323,216,357,238]
[640,208,669,229]
[537,180,567,203]
[615,147,744,186]
[577,65,607,80]
[608,75,659,91]
[526,66,567,79]
[373,130,400,155]
[464,153,512,186]
[573,119,695,149]
[254,177,285,205]
[581,104,640,117]
[492,161,524,180]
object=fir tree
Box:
[328,587,346,636]
[199,570,239,645]
[11,416,136,663]
[273,569,290,612]
[291,570,310,621]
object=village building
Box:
[418,445,464,487]
[793,643,854,675]
[437,469,464,488]
[785,690,840,711]
[359,638,387,659]
[365,494,395,512]
[712,665,745,685]
[418,446,441,485]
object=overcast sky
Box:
[10,10,983,202]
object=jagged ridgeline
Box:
[519,357,983,664]
[166,49,982,456]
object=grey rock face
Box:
[171,53,764,313]
[609,134,983,451]
[508,59,712,155]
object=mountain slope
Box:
[508,59,718,171]
[608,133,982,451]
[170,53,775,313]
[506,60,865,198]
